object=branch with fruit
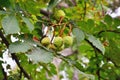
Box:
[34,10,74,52]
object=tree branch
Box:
[85,39,101,80]
[40,9,52,17]
[0,30,32,79]
[97,30,120,35]
[2,66,8,80]
[85,39,101,52]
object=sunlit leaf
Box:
[9,41,33,53]
[1,15,20,35]
[87,35,105,54]
[22,17,34,32]
[27,47,53,63]
[19,0,43,14]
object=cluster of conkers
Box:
[41,36,73,51]
[40,10,73,51]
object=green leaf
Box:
[113,18,120,28]
[48,63,57,75]
[22,17,34,32]
[9,41,33,53]
[87,19,94,28]
[27,47,53,63]
[87,35,105,54]
[105,40,120,66]
[47,0,59,10]
[0,11,10,15]
[72,28,85,43]
[1,15,20,35]
[104,15,113,26]
[19,0,44,15]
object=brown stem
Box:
[58,16,64,24]
[59,23,67,37]
[68,24,72,36]
[100,3,105,16]
[40,9,52,17]
[0,30,32,79]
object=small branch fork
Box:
[0,30,32,80]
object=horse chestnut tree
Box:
[0,0,120,80]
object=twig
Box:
[19,70,22,79]
[83,1,87,19]
[40,9,52,17]
[55,53,84,72]
[59,23,67,36]
[71,0,77,6]
[11,54,31,79]
[0,30,32,79]
[68,24,72,36]
[97,30,120,35]
[100,2,105,16]
[58,17,64,24]
[85,39,101,52]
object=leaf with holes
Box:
[1,15,20,35]
[9,41,33,53]
[27,47,53,63]
[87,35,105,54]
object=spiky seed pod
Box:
[58,44,64,51]
[53,37,63,48]
[63,36,73,47]
[41,37,50,46]
[54,10,65,20]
